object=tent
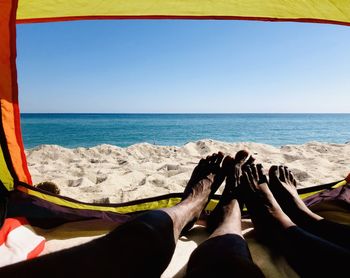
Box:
[1,0,350,244]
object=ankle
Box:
[209,200,242,238]
[303,209,323,221]
[292,209,323,228]
[273,210,296,229]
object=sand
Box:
[24,140,349,277]
[26,139,350,203]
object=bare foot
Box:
[180,152,225,234]
[206,150,250,234]
[183,152,224,199]
[268,165,323,226]
[240,164,295,243]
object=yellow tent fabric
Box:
[16,0,350,25]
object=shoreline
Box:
[21,113,350,149]
[26,139,350,203]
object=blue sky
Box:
[17,20,350,113]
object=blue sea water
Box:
[20,113,350,149]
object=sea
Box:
[20,113,350,149]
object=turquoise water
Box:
[20,113,350,149]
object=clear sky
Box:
[17,20,350,113]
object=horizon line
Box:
[20,112,350,114]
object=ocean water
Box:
[20,113,350,149]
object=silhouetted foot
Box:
[181,153,225,234]
[206,150,250,233]
[268,165,323,226]
[240,164,295,243]
[183,153,223,198]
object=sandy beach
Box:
[25,139,350,277]
[9,125,349,271]
[26,139,350,203]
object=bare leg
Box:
[241,164,350,277]
[161,174,214,241]
[181,152,225,234]
[268,165,322,226]
[239,164,295,246]
[209,199,243,239]
[0,154,224,278]
[206,151,251,234]
[207,152,250,237]
[186,160,264,278]
[268,165,350,249]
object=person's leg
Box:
[241,164,350,277]
[281,226,350,277]
[0,153,225,278]
[269,165,350,250]
[186,156,264,278]
[181,152,227,234]
[186,200,264,278]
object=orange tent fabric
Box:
[0,0,31,191]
